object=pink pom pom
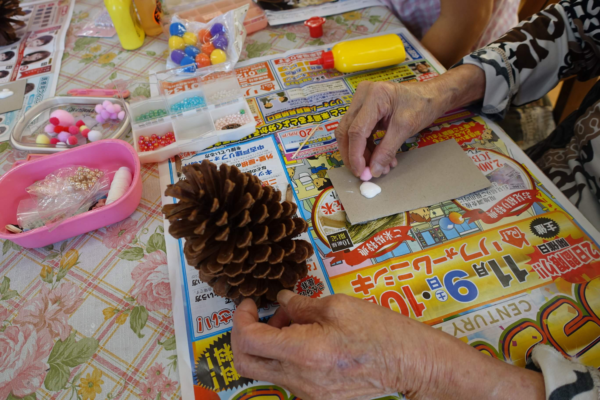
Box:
[49,117,59,126]
[50,110,75,127]
[76,120,85,127]
[102,100,112,108]
[50,138,60,145]
[68,126,79,135]
[96,115,105,123]
[113,104,122,113]
[67,136,78,145]
[105,104,115,114]
[360,166,372,182]
[81,128,90,138]
[110,113,117,119]
[117,111,125,120]
[57,132,70,143]
[95,104,104,113]
[100,110,110,119]
[44,124,55,133]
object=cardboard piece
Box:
[0,80,27,114]
[327,140,491,225]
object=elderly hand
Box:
[336,65,486,178]
[231,290,545,400]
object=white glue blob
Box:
[360,182,381,199]
[0,89,14,99]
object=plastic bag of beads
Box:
[25,166,111,231]
[165,5,248,74]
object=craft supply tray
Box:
[0,140,142,248]
[126,70,257,164]
[10,97,131,153]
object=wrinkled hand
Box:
[336,80,449,178]
[232,291,545,400]
[232,291,454,400]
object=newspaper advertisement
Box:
[158,28,600,400]
[0,0,74,142]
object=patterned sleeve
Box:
[456,0,600,119]
[528,345,600,400]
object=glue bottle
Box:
[310,34,406,73]
[104,0,145,50]
[133,0,163,36]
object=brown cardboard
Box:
[327,140,491,225]
[0,80,26,114]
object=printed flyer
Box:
[0,0,74,142]
[158,28,600,400]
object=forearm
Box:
[422,64,485,114]
[421,0,493,68]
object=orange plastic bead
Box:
[198,29,212,44]
[201,42,215,54]
[195,53,211,67]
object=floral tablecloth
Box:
[0,4,402,400]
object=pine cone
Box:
[0,0,25,47]
[163,159,314,308]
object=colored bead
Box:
[135,108,168,122]
[195,53,210,68]
[198,29,211,44]
[169,22,186,36]
[169,35,185,51]
[212,34,228,50]
[171,49,185,64]
[36,134,50,144]
[183,31,197,46]
[210,23,225,36]
[201,42,215,54]
[184,45,200,58]
[169,95,206,113]
[210,49,227,65]
[214,112,252,130]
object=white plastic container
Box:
[126,69,256,163]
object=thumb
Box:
[277,290,322,325]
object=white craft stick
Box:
[291,124,320,159]
[106,167,132,204]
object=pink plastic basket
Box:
[0,140,142,248]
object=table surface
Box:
[0,5,402,400]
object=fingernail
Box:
[371,163,383,177]
[277,289,295,306]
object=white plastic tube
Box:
[106,167,132,205]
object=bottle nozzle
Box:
[310,51,334,70]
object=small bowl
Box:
[0,140,142,248]
[10,96,130,153]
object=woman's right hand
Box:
[335,65,486,178]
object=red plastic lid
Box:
[304,16,326,38]
[309,50,334,69]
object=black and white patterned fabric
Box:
[528,345,600,400]
[456,0,600,230]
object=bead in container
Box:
[169,96,206,114]
[214,110,253,130]
[137,132,176,152]
[206,89,238,104]
[135,108,168,122]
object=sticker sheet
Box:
[158,28,600,400]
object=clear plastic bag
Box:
[24,166,111,231]
[165,5,247,74]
